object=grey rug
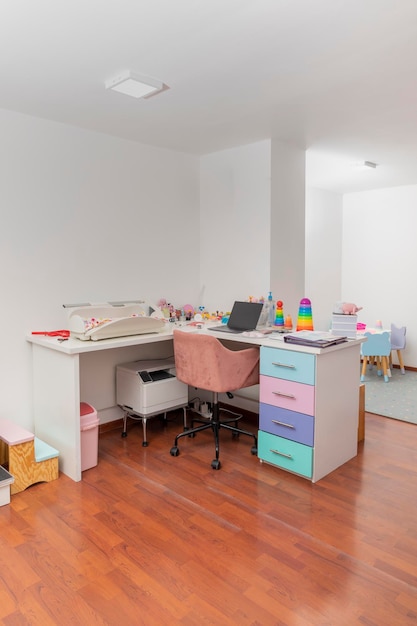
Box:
[362,366,417,424]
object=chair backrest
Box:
[390,324,406,350]
[361,331,391,357]
[173,330,259,393]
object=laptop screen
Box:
[227,301,263,330]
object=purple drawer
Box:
[259,402,314,446]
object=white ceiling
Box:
[1,0,417,194]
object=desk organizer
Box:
[331,313,357,339]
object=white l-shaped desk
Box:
[27,326,363,482]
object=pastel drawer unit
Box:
[259,374,315,415]
[260,346,315,385]
[259,403,314,446]
[258,430,313,479]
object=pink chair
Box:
[170,330,259,469]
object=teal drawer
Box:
[258,430,313,478]
[260,346,315,385]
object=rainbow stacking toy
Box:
[275,300,284,328]
[296,297,314,331]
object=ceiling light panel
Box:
[105,71,164,99]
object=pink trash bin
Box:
[80,402,99,471]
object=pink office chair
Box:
[170,330,259,469]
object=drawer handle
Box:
[271,419,295,429]
[272,391,295,399]
[270,448,293,459]
[272,361,295,369]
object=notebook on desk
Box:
[208,301,263,334]
[283,330,347,348]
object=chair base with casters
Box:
[170,391,257,470]
[170,330,260,469]
[122,406,187,447]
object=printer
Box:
[116,358,188,445]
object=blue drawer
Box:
[260,346,315,385]
[258,430,313,478]
[259,402,314,446]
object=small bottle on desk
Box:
[267,292,275,326]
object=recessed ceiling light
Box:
[105,71,165,99]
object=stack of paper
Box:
[283,330,347,348]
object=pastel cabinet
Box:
[258,341,361,482]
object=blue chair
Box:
[390,324,406,374]
[361,331,391,382]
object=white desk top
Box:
[26,323,364,356]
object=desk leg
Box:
[32,344,81,481]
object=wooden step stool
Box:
[0,418,59,494]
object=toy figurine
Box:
[334,301,363,315]
[284,314,293,331]
[296,298,314,331]
[275,301,284,328]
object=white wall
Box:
[0,109,200,429]
[200,140,308,409]
[270,140,306,324]
[3,106,373,432]
[199,140,271,312]
[305,187,343,331]
[342,185,417,367]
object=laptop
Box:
[208,301,263,334]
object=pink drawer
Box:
[260,374,315,416]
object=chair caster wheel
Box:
[170,446,179,457]
[142,441,149,447]
[121,432,127,438]
[211,459,221,470]
[251,445,257,455]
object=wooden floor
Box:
[1,411,417,625]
